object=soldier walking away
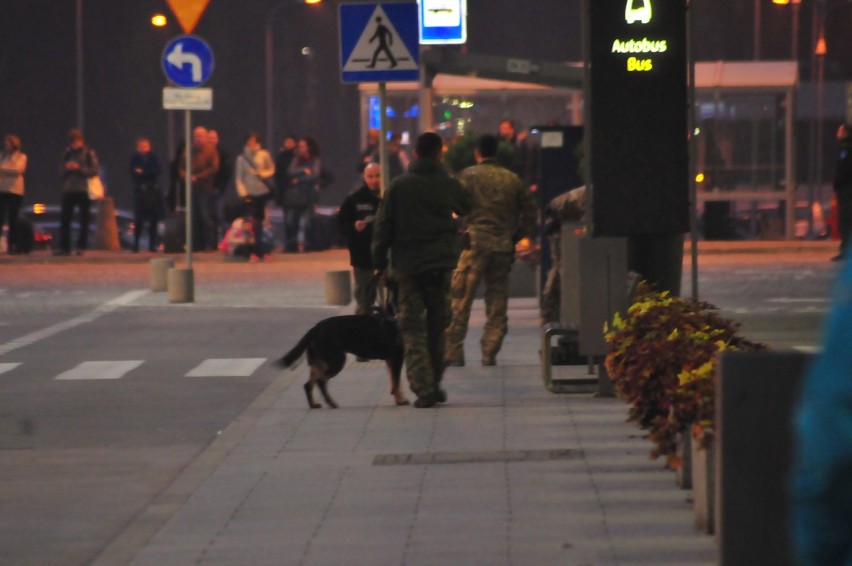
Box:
[372,132,473,407]
[367,17,397,69]
[444,134,538,367]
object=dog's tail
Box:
[277,327,315,370]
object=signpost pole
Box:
[184,109,193,269]
[378,81,390,195]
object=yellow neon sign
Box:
[625,0,652,25]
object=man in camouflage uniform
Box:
[540,186,586,324]
[445,134,538,366]
[372,132,474,408]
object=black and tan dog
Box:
[278,312,409,408]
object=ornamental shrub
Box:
[604,282,766,468]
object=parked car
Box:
[19,203,160,251]
[1,217,52,253]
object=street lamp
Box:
[265,0,322,151]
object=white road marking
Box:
[793,346,822,354]
[54,360,144,381]
[185,358,266,377]
[0,362,21,375]
[0,290,150,356]
[766,297,829,304]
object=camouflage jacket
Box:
[458,159,538,253]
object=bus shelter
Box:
[358,59,799,239]
[694,60,799,240]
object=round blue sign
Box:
[162,35,214,88]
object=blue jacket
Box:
[791,258,852,565]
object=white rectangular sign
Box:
[163,87,213,110]
[419,0,466,44]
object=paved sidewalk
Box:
[94,297,717,566]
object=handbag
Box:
[87,175,105,200]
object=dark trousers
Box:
[60,191,91,252]
[134,204,160,252]
[0,192,22,252]
[193,191,219,251]
[244,195,269,257]
[837,194,852,255]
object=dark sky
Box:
[0,0,846,209]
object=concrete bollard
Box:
[93,197,121,251]
[167,267,194,303]
[325,270,351,306]
[149,258,175,292]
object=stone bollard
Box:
[149,258,175,292]
[168,268,194,303]
[93,197,121,251]
[325,270,351,306]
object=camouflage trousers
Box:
[396,270,452,399]
[352,267,378,316]
[444,248,513,365]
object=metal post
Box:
[581,0,594,234]
[418,46,434,136]
[688,0,699,300]
[807,2,820,223]
[184,110,193,269]
[265,19,275,152]
[378,82,390,195]
[75,0,84,130]
[754,0,762,60]
[792,2,801,60]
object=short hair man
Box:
[444,134,538,366]
[338,162,382,316]
[372,132,474,407]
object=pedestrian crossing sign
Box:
[339,2,420,83]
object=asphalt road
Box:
[0,246,840,565]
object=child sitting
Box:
[219,215,261,262]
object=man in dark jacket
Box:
[833,123,852,261]
[129,137,162,252]
[178,126,219,251]
[372,132,474,408]
[339,162,382,316]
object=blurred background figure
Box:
[0,134,27,254]
[178,126,219,251]
[235,132,275,262]
[129,137,162,253]
[274,135,298,209]
[57,128,98,256]
[208,129,232,241]
[832,123,852,261]
[284,136,322,253]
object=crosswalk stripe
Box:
[0,362,21,375]
[0,290,150,356]
[185,358,267,377]
[54,360,144,381]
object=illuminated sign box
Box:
[586,0,688,236]
[419,0,467,45]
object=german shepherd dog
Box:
[278,309,409,409]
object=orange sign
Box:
[166,0,211,34]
